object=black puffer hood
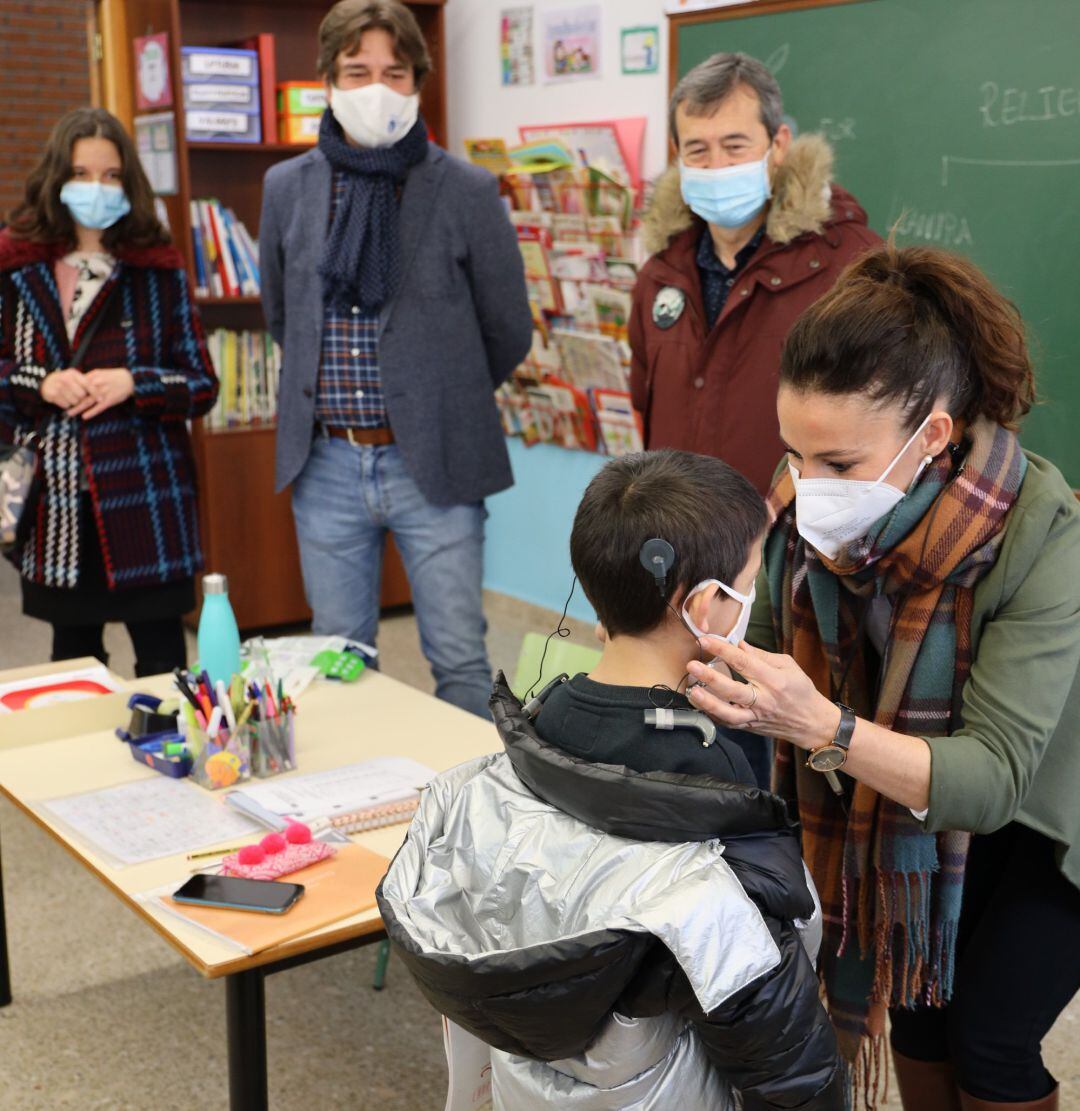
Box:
[491,672,795,842]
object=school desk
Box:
[0,666,500,1111]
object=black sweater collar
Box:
[490,674,796,843]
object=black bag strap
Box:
[69,272,124,370]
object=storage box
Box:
[278,114,320,145]
[181,46,258,84]
[186,109,262,144]
[277,81,327,116]
[183,82,260,113]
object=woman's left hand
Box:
[79,368,135,420]
[686,636,840,751]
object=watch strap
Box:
[833,702,856,752]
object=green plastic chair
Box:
[511,631,602,701]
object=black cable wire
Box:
[525,576,577,701]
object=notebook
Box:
[224,756,434,832]
[324,796,419,834]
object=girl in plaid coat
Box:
[0,108,218,675]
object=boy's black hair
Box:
[570,450,766,638]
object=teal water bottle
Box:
[198,573,241,686]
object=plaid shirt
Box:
[315,170,388,429]
[696,225,765,329]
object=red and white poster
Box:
[0,665,122,713]
[134,32,173,110]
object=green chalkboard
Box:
[677,0,1080,484]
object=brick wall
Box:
[0,1,92,219]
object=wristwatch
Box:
[807,702,857,773]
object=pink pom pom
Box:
[237,844,266,865]
[285,822,312,845]
[261,832,287,855]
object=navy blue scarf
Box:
[317,110,429,312]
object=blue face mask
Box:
[59,181,131,230]
[679,151,772,229]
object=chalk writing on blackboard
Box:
[941,155,1080,187]
[818,117,856,142]
[979,82,1080,128]
[892,208,973,249]
[764,44,789,76]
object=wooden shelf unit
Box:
[100,0,447,629]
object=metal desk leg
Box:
[372,937,391,991]
[0,830,11,1007]
[226,969,268,1111]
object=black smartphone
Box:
[173,874,304,914]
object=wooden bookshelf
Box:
[99,0,447,629]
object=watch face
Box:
[809,745,847,772]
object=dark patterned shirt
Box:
[696,225,765,329]
[315,170,387,429]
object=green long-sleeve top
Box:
[748,451,1080,889]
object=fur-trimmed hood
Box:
[643,133,863,256]
[0,228,185,273]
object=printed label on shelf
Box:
[186,83,256,106]
[187,111,250,134]
[187,53,254,79]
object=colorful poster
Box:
[500,6,534,87]
[134,112,178,196]
[134,32,172,110]
[621,25,660,75]
[541,5,602,84]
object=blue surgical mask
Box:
[679,151,772,229]
[59,181,131,230]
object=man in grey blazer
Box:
[260,0,532,718]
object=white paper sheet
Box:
[42,777,259,867]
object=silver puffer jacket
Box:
[377,677,843,1110]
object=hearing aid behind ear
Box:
[639,538,676,593]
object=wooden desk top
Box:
[0,669,500,978]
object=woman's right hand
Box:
[41,369,95,416]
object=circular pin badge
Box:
[652,286,686,330]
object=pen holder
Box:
[251,712,296,778]
[183,720,252,790]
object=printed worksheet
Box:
[42,777,259,866]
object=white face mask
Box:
[790,414,934,560]
[681,578,756,645]
[329,82,419,148]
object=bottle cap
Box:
[203,572,229,595]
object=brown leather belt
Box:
[323,425,394,446]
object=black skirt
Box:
[21,495,194,626]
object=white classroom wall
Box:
[445,0,674,183]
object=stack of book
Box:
[471,136,644,458]
[190,199,260,299]
[204,329,281,431]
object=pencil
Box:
[186,843,252,861]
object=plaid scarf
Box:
[765,417,1026,1100]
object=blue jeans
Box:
[291,437,493,718]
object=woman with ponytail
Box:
[686,244,1080,1111]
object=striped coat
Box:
[0,232,218,591]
